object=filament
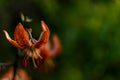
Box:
[32,57,37,68]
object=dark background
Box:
[0,0,120,80]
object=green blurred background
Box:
[0,0,120,80]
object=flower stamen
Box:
[32,57,37,68]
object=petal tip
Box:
[3,30,10,39]
[18,22,22,25]
[41,20,50,35]
[41,20,49,32]
[41,20,46,31]
[17,22,23,28]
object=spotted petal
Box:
[34,21,50,48]
[3,30,23,49]
[14,23,30,49]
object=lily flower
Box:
[3,21,62,69]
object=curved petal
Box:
[3,30,23,49]
[50,35,62,58]
[14,23,30,49]
[45,42,51,51]
[34,21,50,48]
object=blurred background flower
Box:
[0,0,120,80]
[0,67,31,80]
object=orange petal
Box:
[3,30,23,49]
[50,35,62,58]
[41,47,51,58]
[0,67,14,80]
[45,42,51,51]
[34,21,50,48]
[14,23,30,49]
[15,69,31,80]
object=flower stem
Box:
[13,53,19,80]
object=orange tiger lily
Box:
[3,21,62,69]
